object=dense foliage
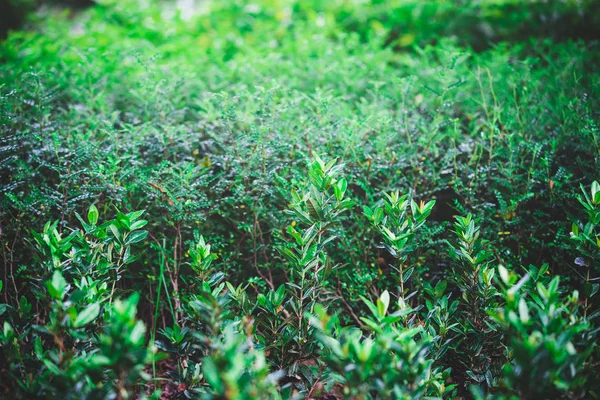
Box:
[1,0,599,398]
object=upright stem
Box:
[399,262,405,302]
[151,245,165,378]
[584,266,590,319]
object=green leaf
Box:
[130,219,148,231]
[313,154,325,171]
[125,230,148,245]
[374,207,384,224]
[334,178,347,201]
[43,359,61,375]
[410,200,418,217]
[274,284,286,306]
[339,199,355,210]
[498,265,510,285]
[571,222,579,237]
[302,224,317,244]
[301,244,319,265]
[286,225,303,245]
[257,293,267,307]
[46,270,67,300]
[360,317,382,333]
[74,212,93,233]
[360,295,379,318]
[307,197,324,220]
[3,321,14,339]
[202,357,222,392]
[279,247,300,264]
[378,290,390,317]
[435,280,447,297]
[88,204,99,225]
[88,355,111,368]
[108,224,121,241]
[34,336,44,359]
[116,212,131,229]
[127,209,145,221]
[382,226,396,242]
[74,302,101,328]
[130,321,146,345]
[592,181,600,204]
[591,284,599,298]
[423,200,436,215]
[518,298,529,324]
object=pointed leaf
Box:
[74,303,101,328]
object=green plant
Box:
[201,325,281,400]
[1,0,599,397]
[570,181,600,318]
[310,291,453,399]
[422,280,459,365]
[0,259,155,399]
[92,292,157,399]
[364,192,435,301]
[488,268,594,399]
[254,155,354,389]
[445,214,503,390]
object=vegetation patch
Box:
[1,1,599,398]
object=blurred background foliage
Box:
[2,0,600,46]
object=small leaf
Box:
[43,359,61,375]
[591,181,600,204]
[126,230,148,245]
[360,317,382,333]
[360,295,379,318]
[336,178,347,200]
[203,357,222,392]
[571,222,579,238]
[108,224,121,241]
[75,212,93,233]
[130,321,146,345]
[34,337,44,359]
[130,219,148,231]
[74,303,101,328]
[46,270,67,300]
[89,355,111,368]
[127,209,145,221]
[518,298,529,323]
[374,207,384,224]
[590,284,599,298]
[275,284,286,306]
[379,290,390,317]
[498,265,509,285]
[88,205,99,225]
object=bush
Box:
[1,0,599,398]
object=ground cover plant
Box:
[0,0,599,398]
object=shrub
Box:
[1,0,599,398]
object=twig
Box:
[147,182,174,206]
[336,280,362,326]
